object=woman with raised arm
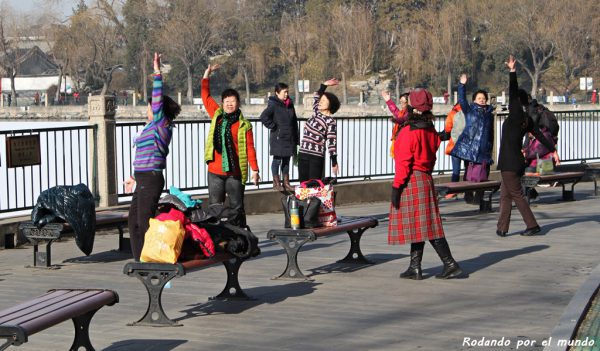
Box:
[297,78,341,182]
[125,52,181,261]
[389,89,462,280]
[382,90,410,157]
[201,64,260,228]
[496,55,555,237]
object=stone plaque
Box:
[6,135,41,167]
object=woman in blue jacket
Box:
[451,74,494,171]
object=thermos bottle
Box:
[290,198,301,229]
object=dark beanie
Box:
[409,88,433,113]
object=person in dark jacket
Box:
[389,88,462,280]
[260,83,299,192]
[496,55,556,237]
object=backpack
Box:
[538,107,559,137]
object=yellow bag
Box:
[140,218,185,264]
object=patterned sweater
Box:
[299,85,337,165]
[133,73,172,172]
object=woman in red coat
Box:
[388,89,462,280]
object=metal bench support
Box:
[19,222,63,268]
[209,257,250,300]
[338,227,373,264]
[126,265,183,327]
[70,309,98,351]
[268,231,315,281]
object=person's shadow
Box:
[173,281,321,323]
[422,245,549,279]
[103,339,186,351]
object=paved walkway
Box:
[0,183,598,351]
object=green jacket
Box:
[204,108,253,183]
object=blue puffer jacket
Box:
[450,83,494,164]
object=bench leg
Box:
[559,181,578,201]
[117,225,131,252]
[129,270,181,327]
[209,257,251,301]
[477,190,496,213]
[70,309,99,351]
[338,228,373,264]
[271,233,314,281]
[28,239,59,269]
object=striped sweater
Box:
[133,73,172,172]
[299,86,337,163]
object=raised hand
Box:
[505,55,516,71]
[459,73,467,85]
[381,90,391,102]
[324,78,340,86]
[153,52,161,72]
[203,63,221,78]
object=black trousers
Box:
[298,153,325,182]
[128,171,164,261]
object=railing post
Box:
[88,95,118,207]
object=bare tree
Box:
[0,5,26,106]
[421,1,467,97]
[154,0,221,104]
[279,12,312,104]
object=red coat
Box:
[392,123,440,188]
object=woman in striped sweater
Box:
[124,52,181,261]
[297,78,341,182]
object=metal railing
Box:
[0,125,97,213]
[1,110,599,213]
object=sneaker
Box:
[521,225,541,236]
[444,194,457,200]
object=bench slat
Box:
[312,217,377,238]
[436,180,501,193]
[0,289,117,336]
[181,252,234,272]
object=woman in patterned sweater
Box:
[297,78,341,182]
[124,52,181,261]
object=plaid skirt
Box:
[388,170,445,245]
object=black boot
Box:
[430,238,462,279]
[400,242,424,280]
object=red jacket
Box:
[392,123,440,188]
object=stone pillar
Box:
[132,92,137,107]
[88,95,118,207]
[178,92,182,105]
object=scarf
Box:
[213,109,240,173]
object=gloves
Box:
[391,186,401,209]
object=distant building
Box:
[0,45,75,100]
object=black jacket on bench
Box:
[497,72,555,175]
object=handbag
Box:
[140,218,185,264]
[466,161,488,182]
[281,195,321,229]
[294,179,337,227]
[536,153,554,175]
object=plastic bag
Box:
[140,218,185,264]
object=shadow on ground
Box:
[103,339,186,351]
[422,245,550,279]
[174,281,321,323]
[64,249,132,264]
[308,253,404,277]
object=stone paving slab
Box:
[0,183,598,351]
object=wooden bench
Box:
[0,289,118,351]
[18,210,129,268]
[554,163,600,196]
[267,216,379,281]
[435,180,502,213]
[522,171,586,202]
[123,252,253,327]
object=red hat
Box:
[409,88,433,113]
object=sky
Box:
[3,0,77,18]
